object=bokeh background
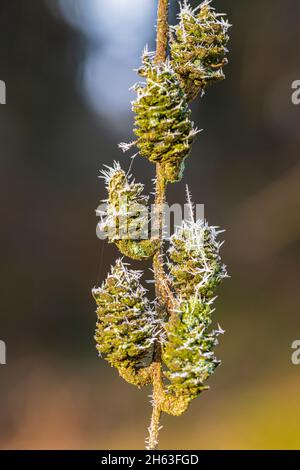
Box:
[1,0,300,449]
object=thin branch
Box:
[155,0,169,64]
[147,0,170,451]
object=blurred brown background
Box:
[0,0,300,449]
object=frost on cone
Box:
[168,217,227,300]
[98,162,159,260]
[162,212,227,399]
[92,259,155,369]
[163,297,223,399]
[126,50,198,183]
[170,0,230,101]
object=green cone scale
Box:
[163,296,223,399]
[120,50,198,183]
[168,215,227,300]
[92,259,155,369]
[163,205,227,399]
[98,162,159,260]
[170,0,230,101]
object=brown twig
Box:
[147,0,170,451]
[154,0,169,64]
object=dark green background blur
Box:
[0,0,300,449]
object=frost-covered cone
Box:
[168,216,227,300]
[122,50,198,183]
[170,0,230,101]
[92,259,155,369]
[98,162,159,260]
[163,296,223,399]
[162,207,227,399]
